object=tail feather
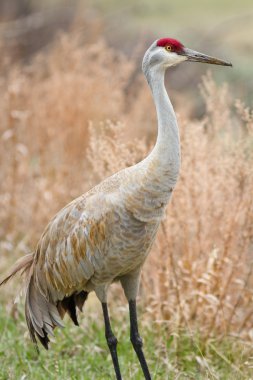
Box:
[0,253,34,286]
[25,283,88,350]
[57,291,89,326]
[60,296,79,325]
[25,278,64,350]
[1,253,89,350]
[75,291,89,312]
[1,253,63,350]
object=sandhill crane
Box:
[1,38,231,379]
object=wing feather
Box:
[33,192,114,301]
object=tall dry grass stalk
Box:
[0,33,134,243]
[0,33,252,342]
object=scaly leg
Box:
[101,302,122,380]
[129,299,152,380]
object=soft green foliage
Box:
[0,303,252,380]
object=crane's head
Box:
[142,38,232,75]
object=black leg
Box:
[129,299,152,380]
[101,302,122,380]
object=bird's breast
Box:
[89,209,159,285]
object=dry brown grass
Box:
[0,33,134,243]
[0,32,252,343]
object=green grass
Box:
[0,302,252,379]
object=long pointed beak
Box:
[181,47,232,67]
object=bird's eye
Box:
[165,45,172,52]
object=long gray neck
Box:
[123,65,181,222]
[147,66,181,168]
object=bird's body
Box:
[36,163,163,303]
[28,123,179,337]
[1,37,231,380]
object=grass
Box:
[0,300,252,380]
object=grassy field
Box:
[0,300,253,380]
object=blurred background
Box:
[0,1,253,378]
[0,0,252,102]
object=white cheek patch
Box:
[165,52,187,67]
